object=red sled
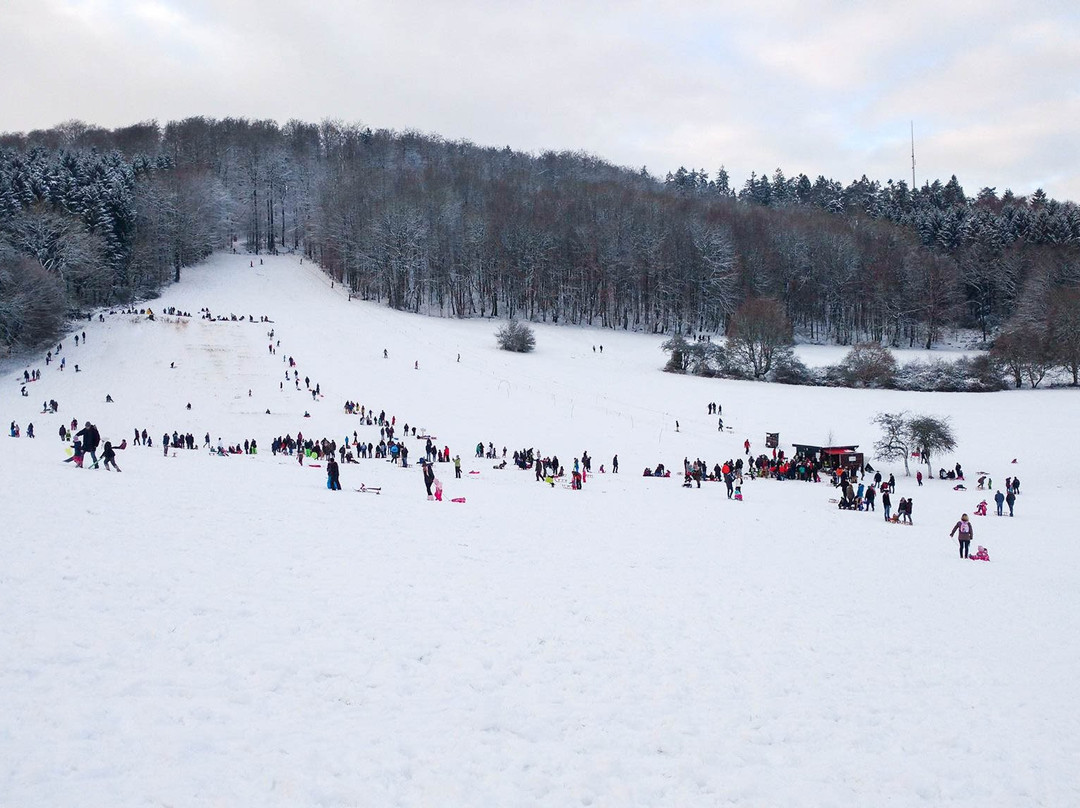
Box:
[451,497,466,503]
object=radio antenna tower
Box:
[910,121,916,190]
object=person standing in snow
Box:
[612,454,619,473]
[950,513,974,558]
[76,421,101,468]
[882,489,892,521]
[994,489,1005,516]
[326,457,341,490]
[1005,489,1016,517]
[423,461,436,498]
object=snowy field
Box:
[2,253,1078,807]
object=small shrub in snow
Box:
[661,334,692,373]
[768,351,816,385]
[834,343,898,388]
[661,335,726,376]
[496,320,536,353]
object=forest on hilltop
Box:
[2,117,1079,361]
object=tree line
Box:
[2,116,1079,370]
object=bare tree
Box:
[873,411,956,477]
[907,414,957,478]
[725,297,793,379]
[872,411,914,476]
[991,321,1055,389]
[1048,286,1080,385]
[0,250,67,350]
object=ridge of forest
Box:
[2,117,1079,356]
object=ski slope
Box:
[2,253,1078,807]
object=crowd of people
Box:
[10,298,1030,566]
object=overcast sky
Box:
[4,0,1079,202]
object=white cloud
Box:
[2,0,1079,200]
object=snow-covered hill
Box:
[2,253,1077,807]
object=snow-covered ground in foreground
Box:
[2,253,1078,807]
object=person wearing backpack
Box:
[950,513,974,558]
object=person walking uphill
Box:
[950,513,974,558]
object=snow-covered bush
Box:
[830,343,898,388]
[892,355,1007,392]
[768,351,817,385]
[495,320,536,353]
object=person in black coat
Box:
[882,490,892,521]
[76,421,101,467]
[101,441,121,472]
[423,461,436,497]
[326,457,341,490]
